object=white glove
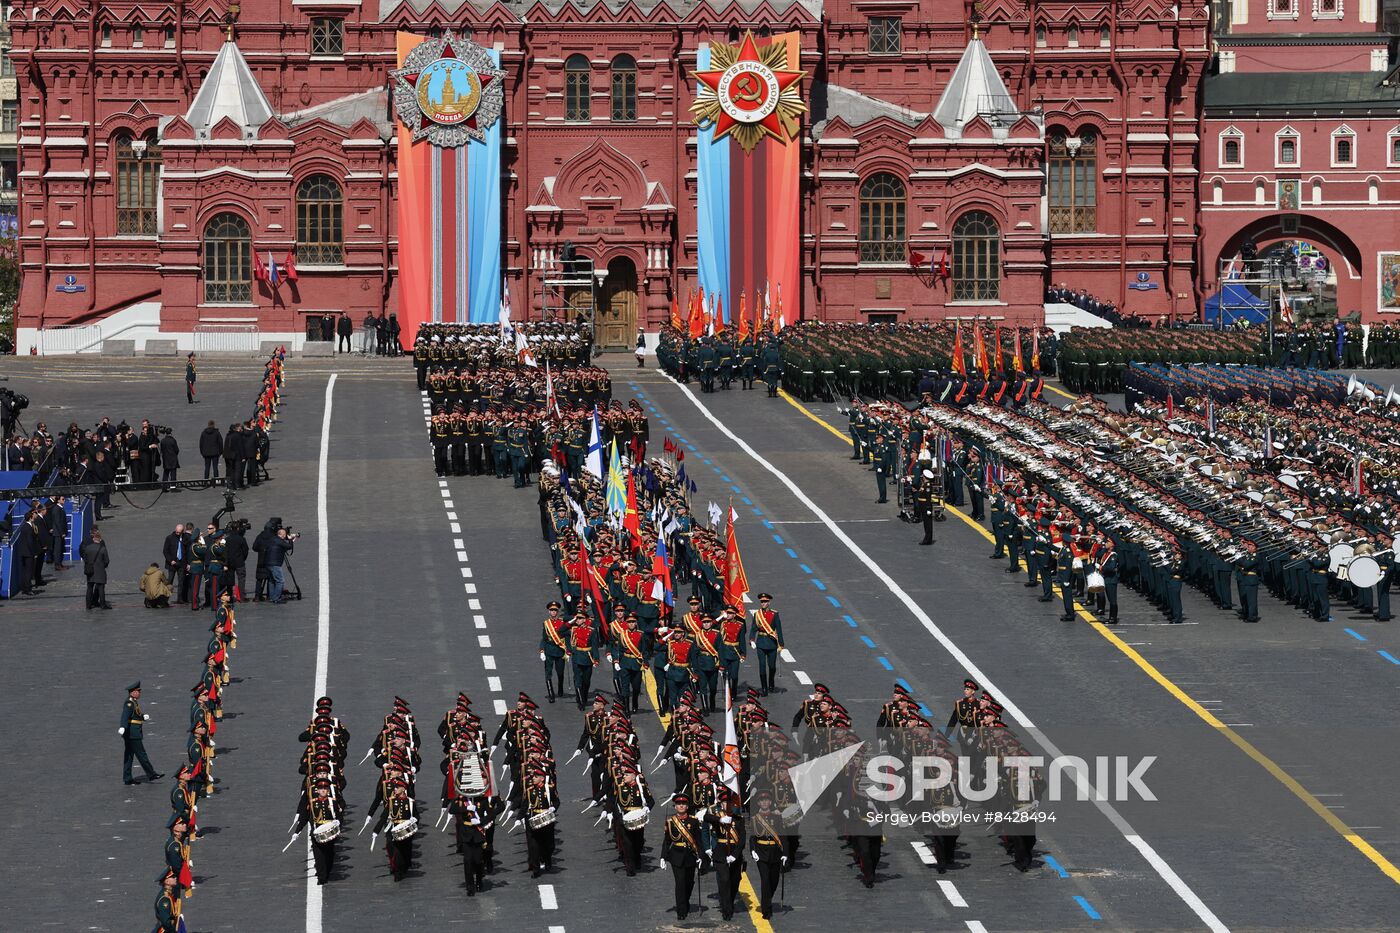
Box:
[118,728,125,736]
[143,714,150,721]
[726,855,736,864]
[781,856,788,865]
[613,662,621,672]
[539,651,546,662]
[697,808,709,821]
[751,851,759,862]
[749,641,756,650]
[720,815,733,824]
[664,664,671,672]
[659,859,668,871]
[209,740,216,750]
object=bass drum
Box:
[1344,555,1382,589]
[1328,543,1355,574]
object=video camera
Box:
[269,516,301,541]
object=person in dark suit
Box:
[223,424,240,488]
[32,501,53,589]
[81,528,112,610]
[199,421,223,480]
[159,428,180,486]
[11,509,40,595]
[48,495,69,570]
[163,523,189,603]
[336,314,353,353]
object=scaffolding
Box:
[540,255,598,324]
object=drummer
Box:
[373,779,419,883]
[293,776,342,885]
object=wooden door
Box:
[599,258,637,349]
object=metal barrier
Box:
[38,324,103,354]
[194,323,261,354]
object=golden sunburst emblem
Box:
[691,31,806,154]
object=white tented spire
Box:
[184,39,275,139]
[932,37,1018,134]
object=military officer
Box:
[915,467,940,546]
[692,615,722,713]
[871,431,892,504]
[119,681,162,785]
[1235,539,1261,624]
[1095,534,1121,624]
[607,613,647,714]
[718,607,747,698]
[748,593,785,696]
[660,795,704,921]
[538,601,568,703]
[760,340,783,396]
[750,790,787,919]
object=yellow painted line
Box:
[777,388,1400,887]
[1043,382,1077,401]
[640,670,774,930]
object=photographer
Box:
[199,421,224,480]
[253,521,297,604]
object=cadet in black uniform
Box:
[660,794,703,921]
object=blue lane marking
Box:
[811,579,827,591]
[752,508,763,516]
[799,564,812,574]
[1073,896,1102,921]
[702,458,711,465]
[784,548,799,559]
[713,466,722,474]
[772,534,784,544]
[826,596,842,608]
[895,677,911,691]
[740,495,752,505]
[918,705,932,717]
[876,656,893,671]
[860,636,876,648]
[762,519,773,529]
[1345,628,1368,642]
[1380,651,1400,665]
[1043,855,1070,878]
[685,444,697,452]
[721,475,732,483]
[845,615,859,628]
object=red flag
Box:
[663,437,675,455]
[737,292,749,340]
[689,288,705,339]
[624,469,642,550]
[282,251,298,282]
[935,250,951,280]
[973,325,989,377]
[577,540,609,633]
[1031,328,1041,372]
[1013,328,1025,373]
[714,293,724,334]
[993,323,1004,373]
[1166,394,1174,419]
[951,321,967,377]
[672,292,683,332]
[253,251,267,282]
[723,508,749,608]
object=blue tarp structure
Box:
[1204,283,1270,326]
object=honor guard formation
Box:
[146,589,239,932]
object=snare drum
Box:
[389,817,418,841]
[528,808,558,831]
[313,819,341,844]
[622,808,648,831]
[780,804,803,828]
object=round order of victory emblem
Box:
[391,31,505,147]
[717,60,781,125]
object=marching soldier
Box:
[119,681,162,785]
[750,791,787,919]
[718,607,747,698]
[539,601,568,703]
[372,779,419,883]
[292,776,342,885]
[708,789,746,920]
[452,795,493,895]
[567,612,600,709]
[660,794,704,921]
[692,615,722,713]
[607,612,646,714]
[748,593,785,697]
[915,467,940,546]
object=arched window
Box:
[610,55,637,122]
[952,211,1000,301]
[203,212,252,304]
[1035,24,1047,46]
[296,174,343,264]
[115,134,160,236]
[1048,129,1096,233]
[565,54,591,122]
[858,172,906,263]
[1067,23,1080,46]
[1099,23,1111,45]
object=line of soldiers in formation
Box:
[849,388,1394,625]
[655,327,785,395]
[150,593,237,932]
[1056,326,1268,393]
[774,321,1061,402]
[424,362,615,409]
[411,322,594,386]
[429,397,649,483]
[1277,321,1400,370]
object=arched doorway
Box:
[598,257,637,350]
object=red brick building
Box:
[9,0,1209,351]
[1200,0,1400,322]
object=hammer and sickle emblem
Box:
[733,74,763,103]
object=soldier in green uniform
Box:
[848,401,866,462]
[203,522,227,608]
[738,338,756,390]
[120,681,162,785]
[539,601,569,703]
[567,612,600,709]
[507,417,531,488]
[747,594,784,696]
[153,870,182,933]
[760,341,783,397]
[871,431,892,503]
[716,334,734,390]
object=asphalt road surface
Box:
[4,353,1399,933]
